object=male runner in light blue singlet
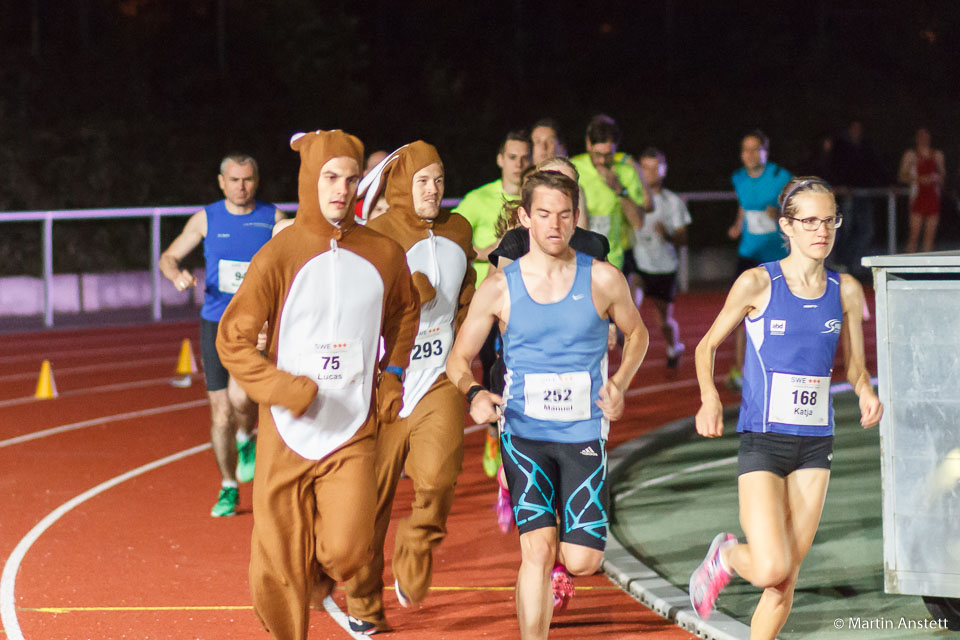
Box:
[447,170,649,640]
[159,153,285,517]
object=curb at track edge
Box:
[603,406,751,640]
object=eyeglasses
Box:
[786,215,843,231]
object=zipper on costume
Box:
[330,238,340,334]
[428,230,440,287]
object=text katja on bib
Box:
[767,372,831,426]
[523,371,593,422]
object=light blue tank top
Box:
[738,261,843,436]
[731,162,792,262]
[502,252,609,443]
[201,200,276,322]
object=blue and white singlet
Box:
[201,200,276,322]
[502,252,609,443]
[738,260,843,436]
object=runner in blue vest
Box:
[688,177,883,638]
[159,154,285,517]
[447,170,649,639]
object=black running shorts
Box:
[738,431,833,478]
[200,318,230,392]
[637,270,678,303]
[500,433,609,550]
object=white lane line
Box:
[0,357,175,383]
[0,443,210,640]
[615,456,738,501]
[625,375,726,398]
[0,399,208,449]
[0,341,182,366]
[321,596,370,640]
[0,377,191,408]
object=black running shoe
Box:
[347,616,381,635]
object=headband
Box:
[780,178,832,216]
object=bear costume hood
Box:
[289,129,364,237]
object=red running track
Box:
[0,290,876,639]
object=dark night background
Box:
[1,0,958,275]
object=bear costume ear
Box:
[289,132,308,150]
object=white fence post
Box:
[151,210,162,322]
[42,213,54,328]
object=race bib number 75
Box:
[298,340,364,389]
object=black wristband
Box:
[465,384,485,405]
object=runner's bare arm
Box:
[694,268,768,437]
[839,274,883,428]
[159,210,206,289]
[728,207,744,239]
[446,273,507,423]
[594,262,647,420]
[272,217,294,237]
[274,208,287,224]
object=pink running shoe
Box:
[689,532,737,620]
[551,563,575,612]
[495,484,514,533]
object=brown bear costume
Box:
[344,141,476,631]
[216,129,419,640]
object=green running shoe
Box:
[726,367,743,391]
[237,438,256,483]
[210,486,238,517]
[482,430,501,478]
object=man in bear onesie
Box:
[216,129,419,640]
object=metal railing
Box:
[0,187,907,327]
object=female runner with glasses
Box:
[687,177,883,639]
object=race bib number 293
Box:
[408,325,453,371]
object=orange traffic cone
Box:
[171,338,198,388]
[35,359,58,399]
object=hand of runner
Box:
[596,164,621,193]
[595,379,624,420]
[695,397,724,437]
[470,390,504,424]
[256,322,268,351]
[378,371,405,424]
[859,389,883,428]
[727,222,741,240]
[176,270,197,291]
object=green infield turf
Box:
[611,392,947,639]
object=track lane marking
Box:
[0,357,176,383]
[0,399,208,449]
[0,341,186,366]
[0,443,210,640]
[0,377,196,408]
